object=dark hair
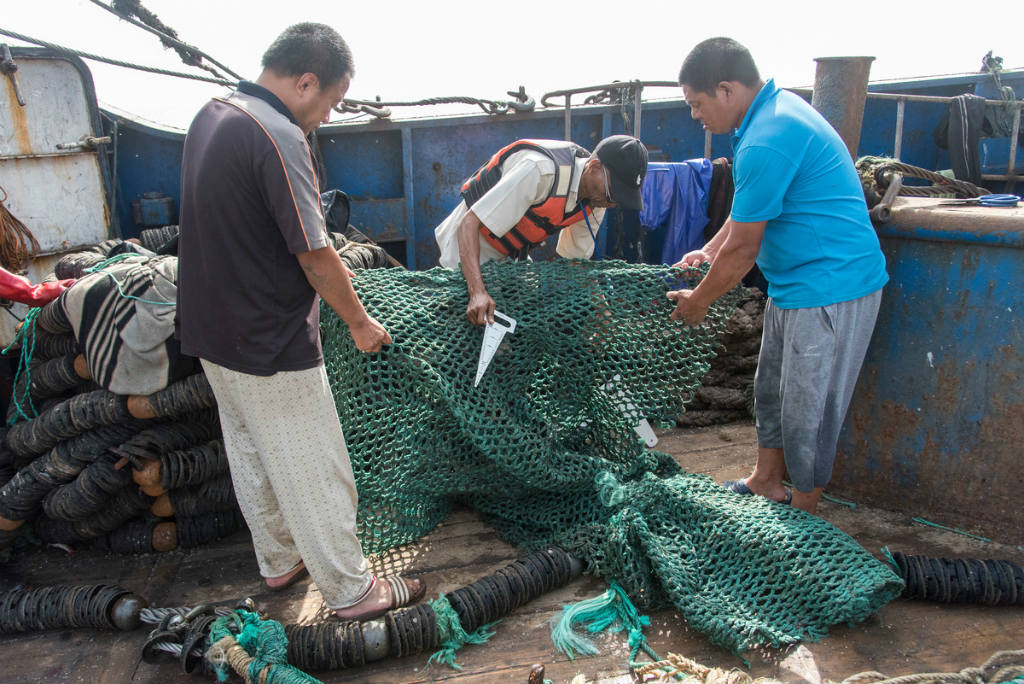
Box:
[261,23,354,87]
[678,37,760,94]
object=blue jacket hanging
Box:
[639,160,713,264]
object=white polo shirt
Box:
[434,149,604,269]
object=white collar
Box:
[566,156,590,211]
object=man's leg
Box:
[775,303,835,512]
[744,446,791,502]
[746,447,824,514]
[200,360,301,579]
[201,361,379,609]
[808,289,883,499]
[223,364,374,609]
[741,299,791,503]
[791,486,825,514]
[777,290,882,514]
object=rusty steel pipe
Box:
[810,56,875,158]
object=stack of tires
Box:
[0,232,245,557]
[677,290,764,428]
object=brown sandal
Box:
[384,575,426,609]
[265,561,308,591]
[334,574,426,621]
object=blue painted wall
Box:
[834,213,1024,544]
[102,70,1024,267]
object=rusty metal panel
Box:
[0,52,110,255]
[0,49,112,346]
[834,198,1024,545]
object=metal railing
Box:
[542,81,1023,187]
[541,81,678,141]
[788,88,1022,184]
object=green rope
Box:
[427,595,500,670]
[551,580,658,663]
[84,256,176,307]
[83,252,138,273]
[912,517,991,543]
[2,307,41,424]
[206,609,319,684]
[820,491,857,507]
[880,546,900,574]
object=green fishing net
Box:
[320,259,903,655]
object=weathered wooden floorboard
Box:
[3,423,1024,684]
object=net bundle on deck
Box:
[322,259,903,655]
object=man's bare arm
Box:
[457,210,496,325]
[667,219,765,325]
[296,246,392,352]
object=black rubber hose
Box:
[35,486,150,544]
[5,390,132,459]
[167,475,234,517]
[110,409,219,467]
[0,584,142,633]
[892,551,1024,605]
[284,548,580,672]
[160,440,228,490]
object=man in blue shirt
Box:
[666,37,888,515]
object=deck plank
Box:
[3,422,1024,684]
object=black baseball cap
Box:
[593,135,648,211]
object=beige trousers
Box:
[201,359,372,609]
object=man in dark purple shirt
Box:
[177,23,423,620]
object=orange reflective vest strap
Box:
[460,139,532,205]
[480,200,592,259]
[460,140,591,258]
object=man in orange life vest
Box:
[434,136,649,325]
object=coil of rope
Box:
[0,185,40,274]
[857,157,991,201]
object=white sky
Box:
[4,0,1021,130]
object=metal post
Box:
[564,95,572,142]
[894,99,905,161]
[401,127,416,269]
[633,82,642,138]
[704,129,712,160]
[1007,105,1021,192]
[810,56,875,158]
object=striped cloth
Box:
[46,254,197,395]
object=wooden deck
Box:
[2,421,1023,684]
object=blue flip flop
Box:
[721,479,754,495]
[721,478,792,505]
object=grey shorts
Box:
[753,289,882,492]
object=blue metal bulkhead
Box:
[833,201,1024,545]
[101,71,1024,269]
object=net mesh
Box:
[320,259,903,655]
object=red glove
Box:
[0,268,75,306]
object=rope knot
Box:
[595,470,626,508]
